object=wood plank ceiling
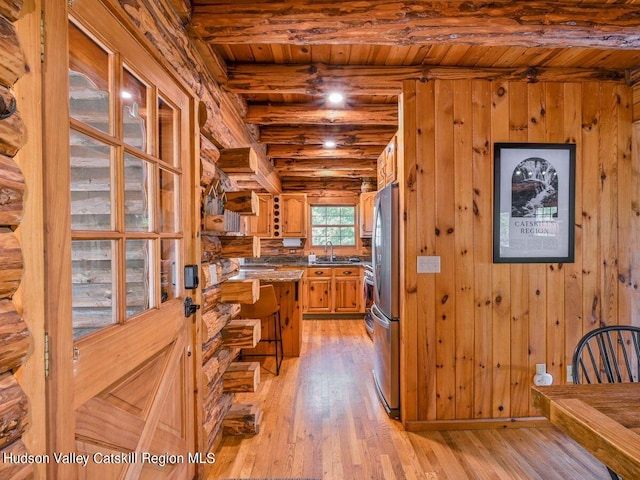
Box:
[187,1,640,193]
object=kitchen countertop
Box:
[242,255,371,269]
[231,269,304,282]
[242,261,370,268]
[308,262,369,267]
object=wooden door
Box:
[359,191,376,238]
[377,146,388,190]
[377,134,397,190]
[250,193,273,237]
[384,135,397,186]
[305,268,332,313]
[281,193,307,237]
[44,2,198,478]
[333,267,361,313]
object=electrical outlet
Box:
[567,365,573,383]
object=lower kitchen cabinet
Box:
[305,268,332,312]
[304,266,362,314]
[333,267,361,312]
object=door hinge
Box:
[40,15,44,64]
[44,332,49,378]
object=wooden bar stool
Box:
[240,284,284,375]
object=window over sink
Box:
[310,205,356,246]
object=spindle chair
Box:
[572,325,640,480]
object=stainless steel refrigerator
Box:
[371,182,400,417]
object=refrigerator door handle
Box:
[371,303,390,328]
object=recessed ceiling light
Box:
[328,92,344,104]
[324,140,337,148]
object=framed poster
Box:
[493,143,576,263]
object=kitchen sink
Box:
[311,260,365,266]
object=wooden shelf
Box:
[220,278,259,304]
[217,147,258,174]
[221,319,261,348]
[222,403,262,435]
[220,235,260,258]
[201,233,260,258]
[223,362,260,393]
[224,191,259,215]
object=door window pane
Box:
[158,97,175,166]
[70,130,113,230]
[122,68,147,151]
[72,240,115,339]
[159,168,180,233]
[124,153,152,232]
[161,239,179,303]
[126,240,152,318]
[68,17,185,339]
[68,22,110,134]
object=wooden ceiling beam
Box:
[245,104,397,125]
[186,26,228,83]
[168,0,192,24]
[259,125,395,146]
[274,158,376,172]
[192,0,640,49]
[278,170,375,178]
[226,64,410,95]
[280,177,365,192]
[268,145,382,160]
[215,145,282,194]
[191,1,640,49]
[225,63,626,95]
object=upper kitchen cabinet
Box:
[249,193,274,237]
[359,191,376,238]
[274,193,308,238]
[377,134,397,190]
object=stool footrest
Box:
[240,311,283,375]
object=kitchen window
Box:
[310,205,356,246]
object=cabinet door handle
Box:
[314,271,324,275]
[343,271,352,275]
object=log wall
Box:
[400,79,640,429]
[199,234,245,451]
[0,1,32,478]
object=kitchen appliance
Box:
[363,264,374,338]
[371,182,400,417]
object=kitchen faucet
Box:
[325,240,335,262]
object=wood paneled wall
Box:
[399,79,640,428]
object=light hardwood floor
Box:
[205,319,609,480]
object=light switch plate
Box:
[417,256,441,273]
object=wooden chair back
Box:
[240,284,279,318]
[572,325,640,384]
